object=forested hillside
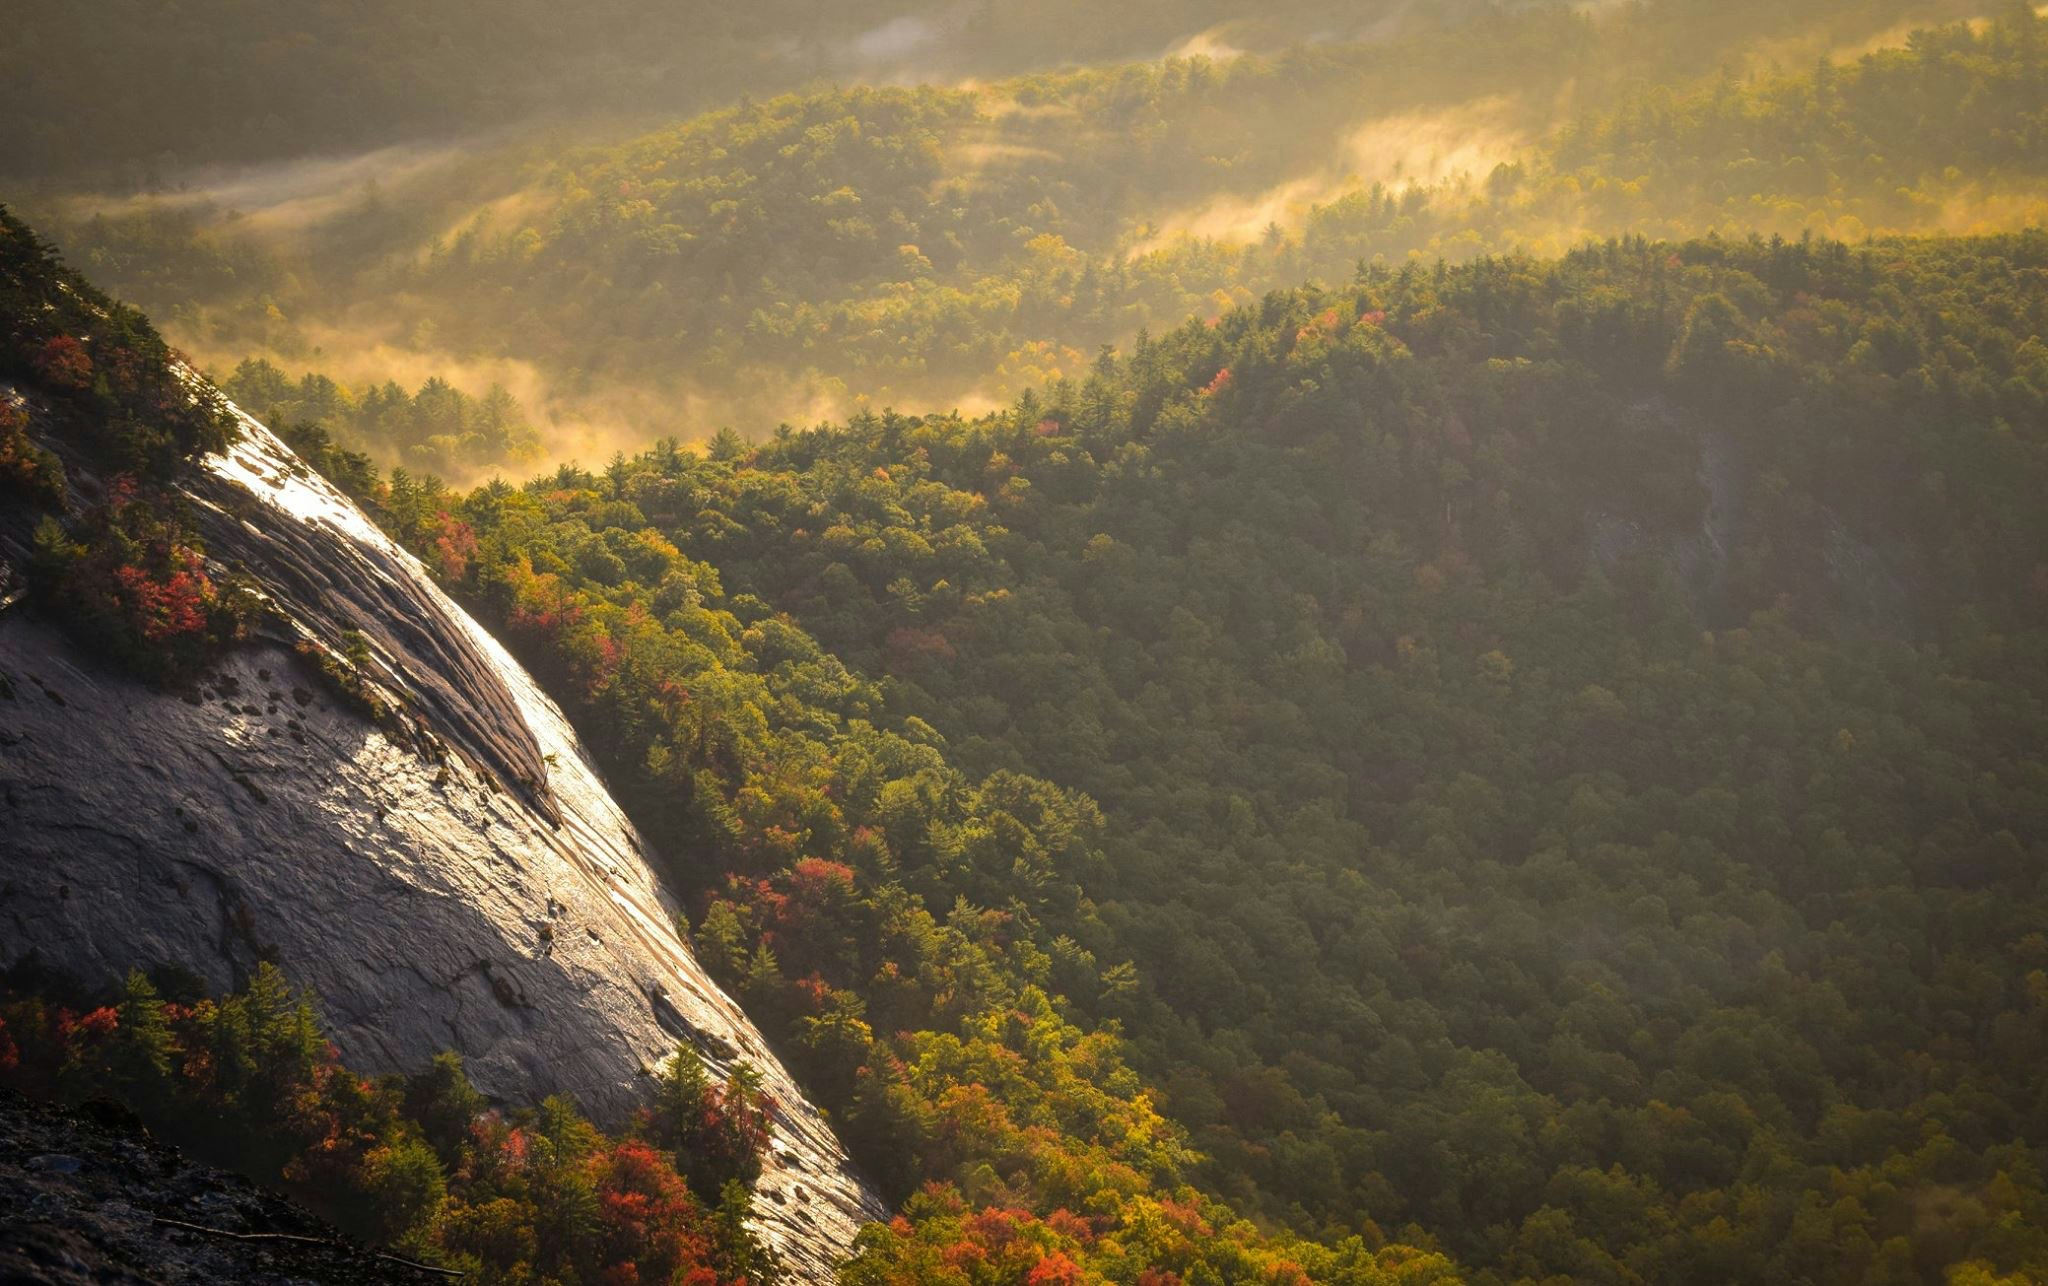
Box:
[26,1,2014,469]
[408,4,2048,404]
[344,232,2048,1283]
[0,0,1961,181]
[0,0,1367,180]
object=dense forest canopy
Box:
[342,232,2048,1283]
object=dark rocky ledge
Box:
[0,1089,443,1285]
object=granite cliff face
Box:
[0,396,884,1281]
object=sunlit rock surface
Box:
[0,405,883,1281]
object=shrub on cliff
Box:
[29,481,253,681]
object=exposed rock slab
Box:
[0,408,883,1281]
